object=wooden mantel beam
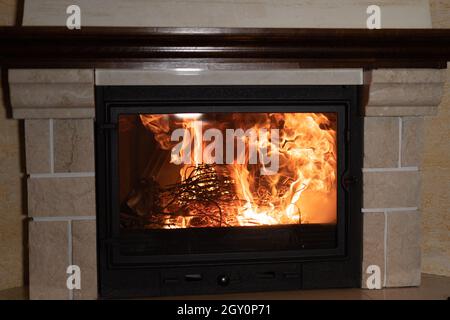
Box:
[1,27,449,69]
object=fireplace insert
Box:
[95,85,362,298]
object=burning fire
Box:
[138,112,337,228]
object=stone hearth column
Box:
[362,69,447,288]
[9,69,97,300]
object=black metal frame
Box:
[95,85,363,298]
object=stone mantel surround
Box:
[5,66,446,299]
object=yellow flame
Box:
[139,113,337,228]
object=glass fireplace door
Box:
[106,101,348,257]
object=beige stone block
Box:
[401,117,424,167]
[0,0,17,26]
[362,211,385,288]
[13,108,95,120]
[0,78,25,291]
[365,69,446,117]
[364,117,399,168]
[54,119,94,173]
[369,83,444,107]
[420,63,449,277]
[386,210,421,287]
[423,76,450,169]
[363,171,420,208]
[8,69,95,120]
[371,69,446,84]
[22,0,432,28]
[28,177,96,217]
[29,220,70,300]
[365,106,438,117]
[430,0,450,28]
[25,120,51,174]
[421,245,450,277]
[420,168,450,277]
[9,69,94,84]
[9,83,94,109]
[72,220,97,300]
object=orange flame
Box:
[139,112,337,228]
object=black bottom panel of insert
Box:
[99,260,360,299]
[119,224,336,256]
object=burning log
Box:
[122,164,238,229]
[121,112,337,229]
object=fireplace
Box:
[2,9,449,297]
[95,85,362,298]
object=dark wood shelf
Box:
[1,27,449,68]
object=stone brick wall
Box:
[0,0,26,292]
[8,68,446,299]
[362,69,446,287]
[9,70,97,299]
[425,0,450,277]
[421,66,450,276]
